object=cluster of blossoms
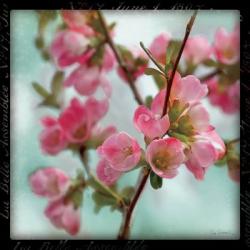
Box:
[29,168,82,235]
[97,71,226,186]
[29,10,239,237]
[148,25,240,114]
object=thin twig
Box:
[97,10,144,105]
[161,10,198,117]
[140,42,165,73]
[118,167,151,239]
[199,68,222,82]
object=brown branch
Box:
[161,10,197,117]
[199,68,222,82]
[97,10,144,105]
[118,167,151,239]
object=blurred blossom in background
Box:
[11,10,240,239]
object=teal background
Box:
[10,10,240,239]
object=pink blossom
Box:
[58,98,91,143]
[40,116,68,155]
[133,105,170,139]
[207,78,240,114]
[97,132,141,171]
[146,137,186,178]
[185,103,210,132]
[185,128,226,180]
[151,74,208,113]
[61,10,95,36]
[149,32,171,64]
[90,125,117,145]
[117,47,148,82]
[96,159,122,186]
[214,25,240,65]
[45,197,80,235]
[50,30,93,68]
[183,36,212,64]
[29,167,70,198]
[64,65,103,96]
[85,97,109,126]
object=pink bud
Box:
[96,159,122,186]
[133,105,170,139]
[183,36,212,64]
[40,116,68,155]
[61,10,95,36]
[97,132,141,171]
[214,25,240,65]
[64,65,102,96]
[45,198,80,235]
[58,98,91,143]
[149,32,171,64]
[85,97,109,126]
[29,167,70,198]
[50,30,92,68]
[146,137,186,178]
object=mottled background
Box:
[10,10,240,239]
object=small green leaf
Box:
[215,156,227,167]
[92,191,117,214]
[153,74,166,90]
[90,46,105,66]
[120,186,135,205]
[32,82,50,98]
[117,45,134,62]
[144,68,164,77]
[71,189,83,208]
[176,115,194,136]
[203,59,218,67]
[150,171,162,189]
[145,95,153,108]
[51,71,64,96]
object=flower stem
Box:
[161,10,197,117]
[97,10,144,105]
[118,167,151,239]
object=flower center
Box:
[152,151,169,170]
[122,146,133,157]
[73,124,87,139]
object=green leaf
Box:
[153,74,166,90]
[169,100,189,123]
[120,186,135,204]
[116,45,134,62]
[145,95,153,108]
[51,71,64,96]
[40,95,60,109]
[144,68,164,77]
[176,115,194,136]
[203,59,219,67]
[32,82,50,98]
[150,171,162,189]
[92,191,117,214]
[90,46,105,66]
[71,189,83,208]
[215,156,227,167]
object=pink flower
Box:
[151,74,208,112]
[207,78,240,114]
[50,30,93,68]
[40,116,68,155]
[133,105,170,139]
[146,137,186,178]
[61,10,95,36]
[214,25,240,65]
[64,65,103,96]
[185,128,226,180]
[58,98,91,143]
[29,167,70,198]
[185,103,210,132]
[98,132,141,171]
[45,197,80,235]
[183,36,212,64]
[149,32,171,64]
[90,125,117,145]
[96,159,122,186]
[117,47,148,82]
[85,97,109,126]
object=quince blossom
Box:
[97,132,141,171]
